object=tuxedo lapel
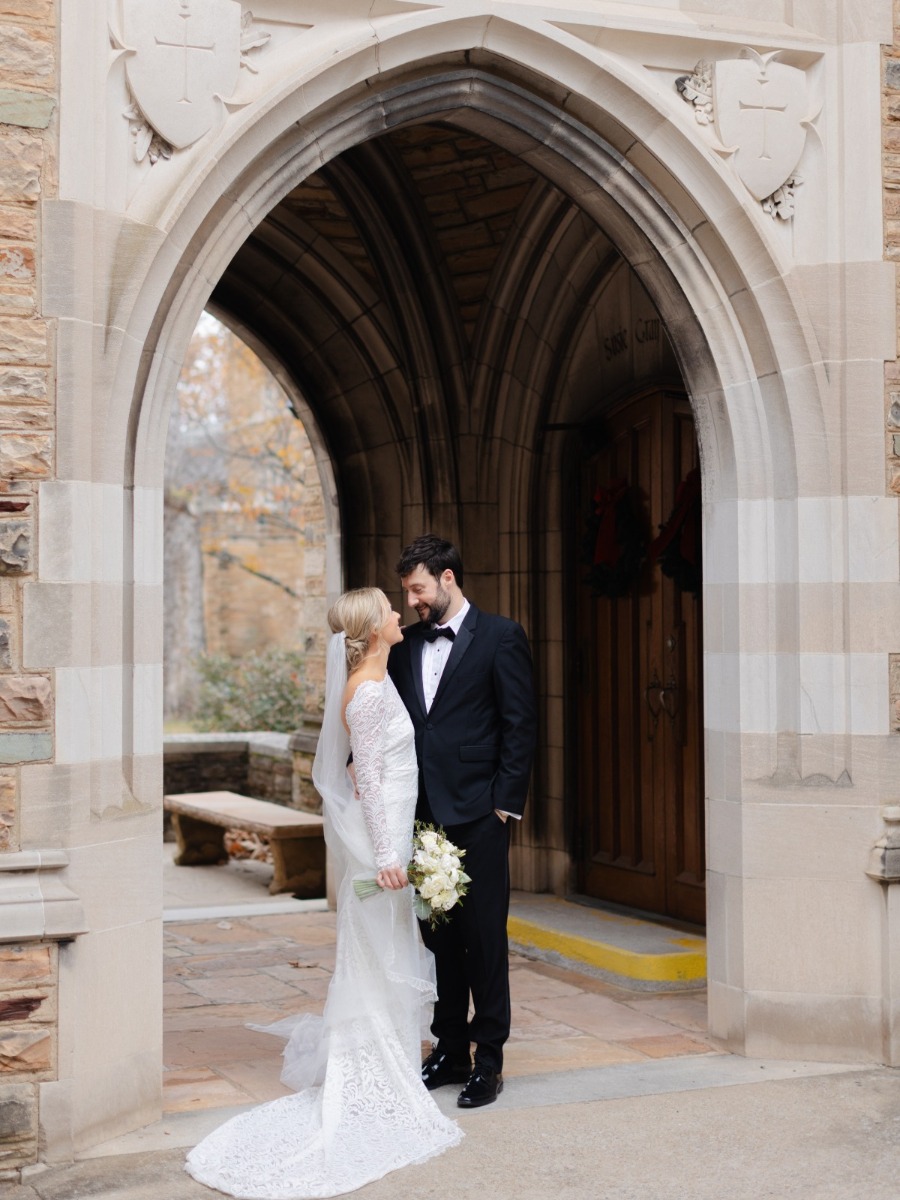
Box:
[430,604,478,712]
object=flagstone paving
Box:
[6,854,891,1197]
[162,910,720,1115]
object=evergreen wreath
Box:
[583,477,647,598]
[648,466,702,596]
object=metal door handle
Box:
[645,670,662,719]
[660,678,679,721]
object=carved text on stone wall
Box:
[604,328,628,361]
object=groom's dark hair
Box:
[396,534,464,588]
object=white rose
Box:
[420,831,439,851]
[432,871,451,893]
[419,876,441,900]
[438,891,458,911]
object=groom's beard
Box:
[415,585,451,626]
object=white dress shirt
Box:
[421,599,469,712]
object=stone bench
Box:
[164,790,326,898]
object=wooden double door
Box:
[573,389,705,925]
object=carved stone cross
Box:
[154,2,216,106]
[714,56,809,202]
[123,0,241,150]
[738,81,788,162]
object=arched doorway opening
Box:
[127,54,812,1029]
[41,29,844,1154]
[203,113,709,922]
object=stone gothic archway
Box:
[27,9,897,1162]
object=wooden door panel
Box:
[575,389,705,924]
[578,397,661,912]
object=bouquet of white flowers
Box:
[353,821,470,929]
[407,822,470,927]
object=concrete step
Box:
[507,891,706,991]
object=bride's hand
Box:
[376,864,408,890]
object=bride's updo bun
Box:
[327,588,389,674]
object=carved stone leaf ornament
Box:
[712,53,809,203]
[239,7,269,73]
[675,60,713,126]
[123,0,242,151]
[761,174,802,221]
[122,100,173,164]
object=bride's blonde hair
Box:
[327,588,390,674]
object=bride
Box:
[186,588,463,1199]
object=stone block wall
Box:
[247,738,293,806]
[0,2,58,1177]
[0,943,57,1177]
[0,2,57,852]
[883,3,900,735]
[199,469,328,683]
[289,724,322,814]
[163,737,250,798]
[163,734,296,807]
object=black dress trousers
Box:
[418,792,512,1072]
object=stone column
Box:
[866,806,900,1064]
[289,717,323,815]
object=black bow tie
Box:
[424,626,455,643]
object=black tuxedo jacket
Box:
[388,604,537,826]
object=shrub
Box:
[193,648,311,732]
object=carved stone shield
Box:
[713,58,808,201]
[124,0,241,150]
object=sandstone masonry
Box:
[0,0,56,1177]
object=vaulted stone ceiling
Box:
[388,126,539,339]
[266,124,550,342]
[212,122,622,405]
[210,120,675,557]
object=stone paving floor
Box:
[162,908,718,1115]
[8,854,897,1200]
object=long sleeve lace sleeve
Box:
[347,681,399,870]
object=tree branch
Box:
[204,548,302,601]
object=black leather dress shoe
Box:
[457,1065,503,1108]
[421,1047,472,1091]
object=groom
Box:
[388,534,536,1108]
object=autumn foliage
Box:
[165,313,327,724]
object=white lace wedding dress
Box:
[185,671,462,1199]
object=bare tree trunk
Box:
[164,494,206,719]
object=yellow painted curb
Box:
[507,916,707,983]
